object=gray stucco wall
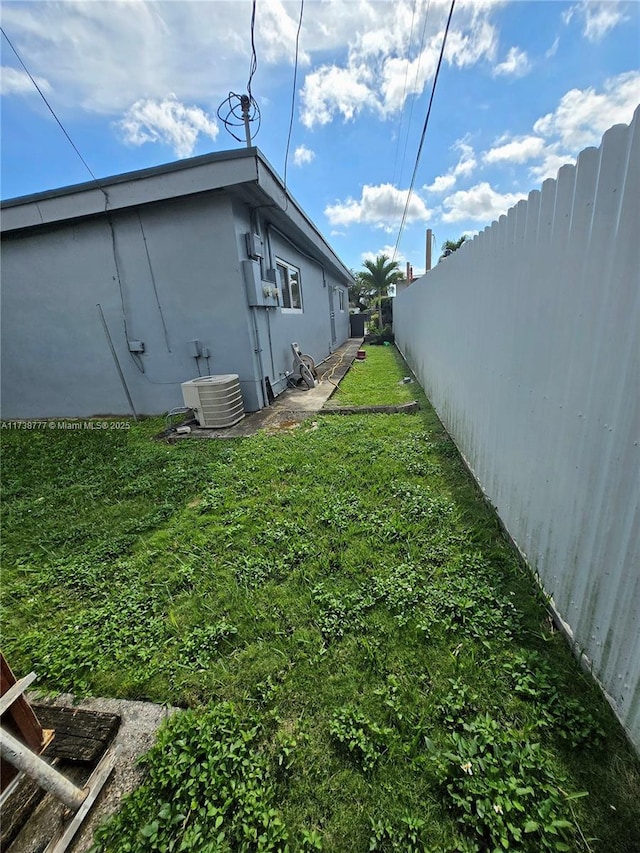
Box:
[1,193,261,417]
[231,200,350,398]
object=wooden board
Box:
[1,656,45,793]
[1,706,120,849]
[31,706,120,763]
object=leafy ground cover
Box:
[1,346,638,852]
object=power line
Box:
[1,26,106,197]
[397,0,431,200]
[247,0,258,98]
[392,0,455,263]
[389,0,418,195]
[283,0,305,202]
[218,0,261,146]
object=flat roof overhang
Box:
[1,147,353,284]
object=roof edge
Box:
[1,146,257,208]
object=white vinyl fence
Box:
[394,106,640,751]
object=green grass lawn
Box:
[324,344,417,406]
[1,348,638,853]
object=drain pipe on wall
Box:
[97,304,138,420]
[247,208,270,409]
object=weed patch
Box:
[432,714,584,852]
[329,706,394,772]
[91,703,291,852]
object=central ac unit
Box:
[181,374,245,428]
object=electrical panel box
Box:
[128,340,145,353]
[245,232,263,260]
[188,339,202,357]
[242,260,278,307]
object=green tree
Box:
[359,255,402,330]
[349,271,376,311]
[439,235,469,261]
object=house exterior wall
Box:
[394,110,640,751]
[231,200,350,399]
[1,193,262,417]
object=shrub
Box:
[366,325,395,345]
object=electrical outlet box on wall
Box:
[242,260,278,307]
[245,232,263,260]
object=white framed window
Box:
[338,289,345,312]
[276,259,303,312]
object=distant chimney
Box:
[406,262,410,280]
[426,229,433,272]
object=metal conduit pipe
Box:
[266,223,328,287]
[0,726,88,811]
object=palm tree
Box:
[349,271,376,311]
[359,255,402,330]
[439,235,469,261]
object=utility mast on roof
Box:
[217,92,261,148]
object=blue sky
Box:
[1,0,639,276]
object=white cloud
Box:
[118,95,218,158]
[300,64,376,128]
[0,0,507,137]
[492,46,531,78]
[545,37,560,58]
[484,135,546,164]
[379,49,438,115]
[1,66,51,96]
[257,0,311,65]
[424,138,477,194]
[361,245,406,266]
[301,3,502,126]
[533,70,640,149]
[424,174,457,194]
[528,147,575,182]
[325,183,431,232]
[479,70,639,185]
[445,19,498,69]
[0,1,249,113]
[452,140,477,177]
[293,144,315,166]
[564,1,628,42]
[441,182,525,223]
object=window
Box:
[276,260,302,311]
[338,289,345,312]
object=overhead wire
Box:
[283,0,305,206]
[389,0,418,211]
[217,0,261,144]
[247,0,258,98]
[1,26,183,390]
[1,26,109,205]
[397,0,431,204]
[392,0,456,263]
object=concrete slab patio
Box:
[168,337,364,440]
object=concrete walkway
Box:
[170,338,363,440]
